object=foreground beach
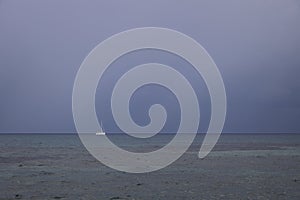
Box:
[0,134,299,200]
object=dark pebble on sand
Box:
[256,155,265,158]
[136,183,142,186]
[60,180,70,184]
[110,197,121,200]
[15,194,22,199]
[53,196,64,199]
[40,171,54,175]
[18,164,23,167]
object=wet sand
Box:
[0,134,299,200]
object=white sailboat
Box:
[96,132,105,136]
[96,121,106,136]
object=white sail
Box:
[96,121,106,136]
[96,132,106,136]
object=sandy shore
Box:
[0,134,299,200]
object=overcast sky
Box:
[0,0,299,133]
